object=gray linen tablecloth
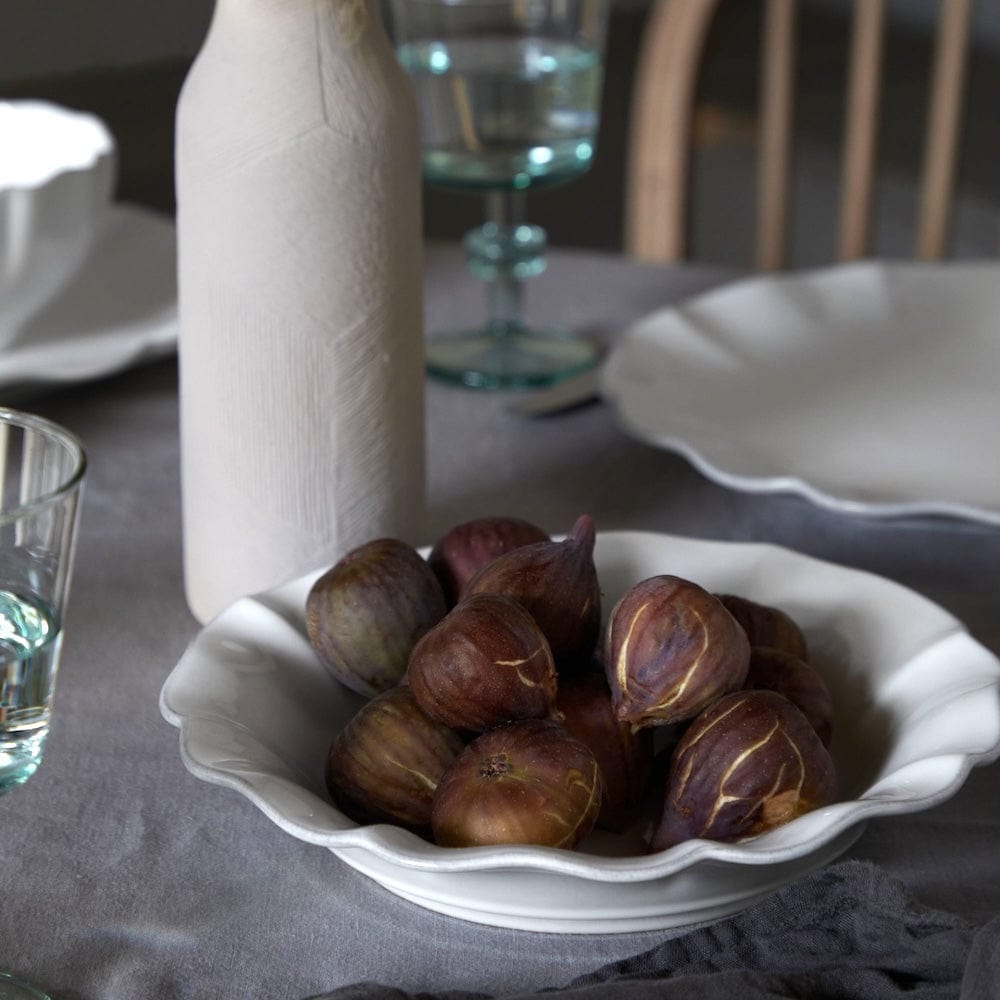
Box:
[0,246,997,999]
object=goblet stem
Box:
[425,188,599,389]
[473,189,544,338]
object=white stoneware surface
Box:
[174,0,426,626]
[0,203,176,392]
[601,261,1000,525]
[160,530,1000,932]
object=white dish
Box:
[0,203,177,392]
[600,261,1000,525]
[0,100,117,346]
[160,531,1000,933]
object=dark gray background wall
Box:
[2,0,996,265]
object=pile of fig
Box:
[307,514,837,853]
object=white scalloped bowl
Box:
[160,532,1000,932]
[0,100,116,346]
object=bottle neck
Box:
[211,0,381,28]
[202,0,392,69]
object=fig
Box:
[651,689,836,850]
[605,575,750,727]
[407,593,558,732]
[431,718,602,849]
[744,646,834,746]
[717,594,809,661]
[326,686,465,832]
[306,538,447,697]
[465,514,600,672]
[428,516,549,606]
[552,671,654,831]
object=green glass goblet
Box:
[393,0,610,388]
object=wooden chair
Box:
[624,0,976,269]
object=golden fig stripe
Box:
[552,761,601,849]
[614,599,712,716]
[699,719,808,835]
[659,604,710,710]
[670,694,750,797]
[494,644,550,688]
[380,751,440,792]
[614,600,651,693]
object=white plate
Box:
[0,203,176,392]
[160,531,1000,932]
[600,261,1000,525]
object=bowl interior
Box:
[161,531,1000,881]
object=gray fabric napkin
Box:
[307,861,999,1000]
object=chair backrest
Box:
[624,0,977,269]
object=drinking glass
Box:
[392,0,610,388]
[0,409,85,793]
[0,409,85,1000]
[0,973,51,1000]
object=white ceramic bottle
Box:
[175,0,425,624]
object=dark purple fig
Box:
[651,689,836,850]
[306,538,447,697]
[717,593,809,662]
[428,516,549,606]
[605,575,750,728]
[744,646,834,747]
[552,671,654,832]
[407,593,558,732]
[431,718,602,849]
[464,514,600,672]
[326,686,465,832]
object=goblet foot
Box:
[0,974,50,1000]
[0,731,46,795]
[426,325,601,389]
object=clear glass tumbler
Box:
[0,407,86,793]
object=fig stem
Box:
[480,754,512,779]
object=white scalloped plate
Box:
[160,532,1000,932]
[0,203,176,392]
[600,261,1000,525]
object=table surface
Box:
[1,244,998,1000]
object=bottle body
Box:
[176,0,425,623]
